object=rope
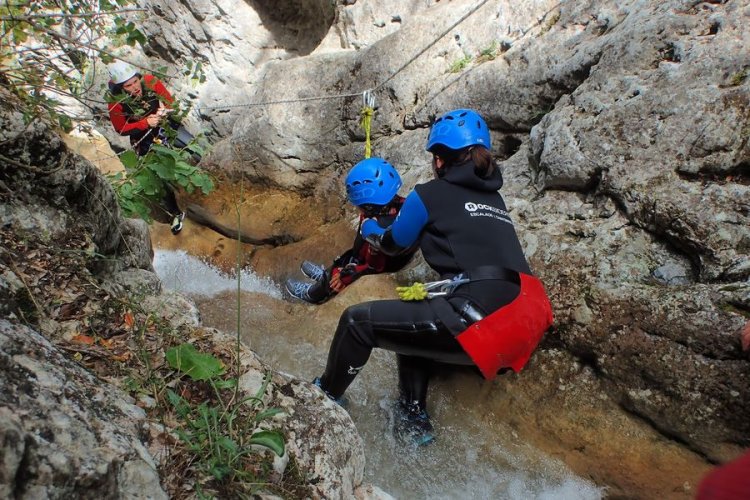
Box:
[196,0,492,113]
[360,90,375,158]
[196,91,364,111]
[396,283,430,301]
[82,0,553,162]
[373,0,491,92]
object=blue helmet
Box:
[345,157,402,207]
[425,108,491,152]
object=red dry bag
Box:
[456,273,553,380]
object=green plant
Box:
[1,0,146,130]
[165,343,285,491]
[729,68,748,87]
[476,41,499,63]
[108,142,214,220]
[2,1,212,222]
[448,54,473,73]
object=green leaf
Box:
[13,26,28,44]
[249,430,285,456]
[166,389,192,419]
[165,343,224,381]
[217,436,239,453]
[57,114,73,132]
[134,170,162,196]
[120,150,139,169]
[213,378,237,390]
[151,144,179,158]
[255,408,284,422]
[209,464,231,481]
[187,143,205,155]
[120,182,133,197]
[149,160,175,180]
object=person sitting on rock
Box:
[285,157,416,304]
[106,60,195,234]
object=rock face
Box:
[158,0,750,464]
[117,0,750,472]
[0,320,168,500]
[0,89,385,497]
[47,0,749,495]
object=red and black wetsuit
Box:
[305,196,414,303]
[107,74,174,156]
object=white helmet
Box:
[108,61,138,84]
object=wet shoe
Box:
[300,260,326,282]
[170,212,185,235]
[312,377,345,406]
[286,279,314,303]
[394,401,435,447]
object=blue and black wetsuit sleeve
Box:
[361,190,428,256]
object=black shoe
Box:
[312,377,345,406]
[394,400,435,447]
[301,260,326,282]
[170,212,185,235]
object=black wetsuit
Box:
[318,161,532,409]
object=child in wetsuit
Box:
[285,157,415,304]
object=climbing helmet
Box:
[345,157,402,207]
[425,108,491,152]
[108,60,138,84]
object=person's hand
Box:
[360,218,383,239]
[146,113,161,128]
[157,104,173,117]
[329,269,345,292]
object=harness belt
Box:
[459,265,520,284]
[450,266,520,327]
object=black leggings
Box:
[319,297,474,409]
[319,278,522,409]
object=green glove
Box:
[396,282,428,301]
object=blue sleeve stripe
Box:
[391,190,428,248]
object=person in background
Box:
[106,60,193,234]
[313,109,552,447]
[286,157,416,304]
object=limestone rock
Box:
[0,320,168,500]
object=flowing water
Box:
[154,249,604,499]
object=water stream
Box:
[154,249,604,499]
